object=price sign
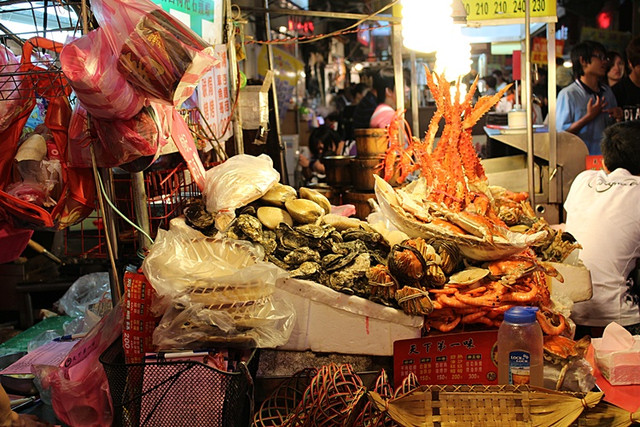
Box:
[461,0,556,22]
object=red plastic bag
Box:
[0,38,95,230]
[0,45,32,133]
[90,0,215,106]
[60,27,145,120]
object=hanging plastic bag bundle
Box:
[0,37,96,231]
[60,27,145,120]
[90,0,216,107]
[0,45,32,133]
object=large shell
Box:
[285,199,325,224]
[299,187,332,214]
[447,267,490,286]
[260,183,297,207]
[257,206,293,230]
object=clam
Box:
[257,206,293,230]
[299,187,331,214]
[285,199,324,224]
[260,183,297,207]
[447,267,490,286]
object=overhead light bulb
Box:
[435,26,472,80]
[354,63,364,72]
[401,0,453,53]
[279,26,287,34]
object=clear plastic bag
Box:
[57,272,111,318]
[142,218,272,306]
[152,296,295,349]
[203,154,280,231]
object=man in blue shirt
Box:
[556,41,622,155]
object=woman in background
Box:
[298,125,344,184]
[607,51,626,88]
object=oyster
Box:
[342,229,389,252]
[267,254,289,270]
[290,261,321,280]
[285,199,325,224]
[259,230,277,254]
[299,187,331,214]
[235,214,263,242]
[295,223,326,239]
[260,183,297,207]
[284,247,321,265]
[257,206,293,230]
[323,251,358,272]
[184,200,216,236]
[275,223,311,250]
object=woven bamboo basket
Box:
[369,384,605,427]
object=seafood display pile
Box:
[370,68,579,335]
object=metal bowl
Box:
[0,352,38,396]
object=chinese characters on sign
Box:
[393,330,499,387]
[198,45,233,148]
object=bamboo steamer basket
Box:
[343,190,376,220]
[355,128,388,157]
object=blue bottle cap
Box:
[504,306,539,324]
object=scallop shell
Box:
[257,206,293,230]
[447,267,490,286]
[299,187,331,214]
[260,184,297,207]
[285,199,325,224]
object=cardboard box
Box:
[393,330,499,388]
[274,278,423,356]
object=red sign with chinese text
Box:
[393,330,499,388]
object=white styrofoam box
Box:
[592,336,640,385]
[275,277,423,356]
[549,262,593,303]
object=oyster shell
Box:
[323,251,358,272]
[295,223,326,239]
[235,214,263,241]
[257,206,293,230]
[299,187,331,214]
[275,223,311,250]
[290,261,321,280]
[285,199,325,224]
[184,200,216,236]
[284,247,321,265]
[260,183,297,207]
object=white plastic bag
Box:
[57,272,111,318]
[203,154,280,231]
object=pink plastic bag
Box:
[60,28,145,120]
[90,0,216,106]
[34,304,122,427]
[0,45,31,132]
[67,103,168,170]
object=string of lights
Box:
[245,22,397,46]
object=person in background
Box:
[556,40,621,155]
[612,36,640,122]
[352,73,379,130]
[298,125,344,183]
[481,75,497,96]
[606,51,626,88]
[565,121,640,339]
[492,69,508,91]
[370,67,409,129]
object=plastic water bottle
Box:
[497,306,544,387]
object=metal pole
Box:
[391,14,404,112]
[547,23,559,204]
[239,6,401,22]
[226,0,244,154]
[264,0,289,185]
[525,0,535,207]
[410,51,419,136]
[131,172,152,252]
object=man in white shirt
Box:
[564,120,640,338]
